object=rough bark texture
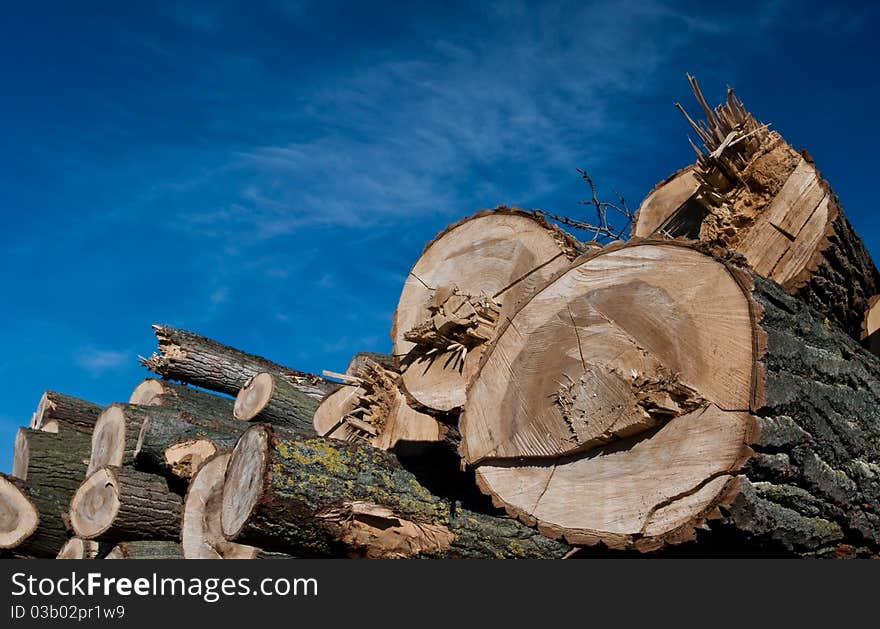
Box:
[788,191,880,343]
[345,352,397,375]
[13,427,90,494]
[136,413,242,476]
[57,538,113,560]
[140,324,336,399]
[1,474,70,558]
[235,372,319,431]
[135,379,236,422]
[106,540,181,559]
[31,391,102,433]
[74,467,182,542]
[719,276,880,557]
[89,404,160,474]
[223,425,570,558]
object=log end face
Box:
[234,372,274,422]
[30,391,52,430]
[88,406,127,476]
[70,468,121,540]
[165,440,218,480]
[221,426,269,540]
[129,379,167,405]
[0,475,38,549]
[12,428,29,481]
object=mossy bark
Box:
[225,425,570,558]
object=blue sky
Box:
[2,1,878,471]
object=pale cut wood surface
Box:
[476,405,753,547]
[632,167,700,237]
[866,296,880,355]
[392,209,580,412]
[461,243,755,463]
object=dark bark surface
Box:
[32,391,102,433]
[2,474,70,558]
[719,277,880,557]
[238,374,319,432]
[107,540,181,559]
[89,467,182,542]
[136,413,242,474]
[225,425,570,558]
[14,427,90,493]
[141,325,336,399]
[145,380,236,423]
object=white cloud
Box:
[75,348,129,376]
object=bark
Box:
[131,378,236,423]
[140,324,335,400]
[135,412,243,478]
[0,474,70,558]
[233,372,319,432]
[89,404,160,474]
[722,276,880,557]
[13,427,90,491]
[70,467,182,542]
[220,424,570,558]
[30,391,102,434]
[106,541,181,559]
[57,538,113,559]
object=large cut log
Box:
[140,324,335,400]
[313,360,444,452]
[864,295,879,356]
[631,76,879,341]
[29,391,103,434]
[0,474,69,557]
[135,412,242,479]
[69,466,182,542]
[392,208,583,413]
[13,427,90,490]
[57,537,112,559]
[461,240,880,556]
[182,453,280,559]
[106,541,181,559]
[130,378,235,420]
[234,372,319,431]
[220,424,571,558]
[88,404,159,475]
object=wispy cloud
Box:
[74,348,130,376]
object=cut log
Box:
[233,372,319,431]
[69,467,182,542]
[461,240,880,555]
[29,391,102,434]
[182,453,274,559]
[220,424,571,558]
[313,360,443,451]
[392,208,582,412]
[105,541,181,559]
[130,378,235,421]
[632,76,879,341]
[344,352,397,375]
[57,537,112,559]
[88,404,158,475]
[0,474,69,557]
[135,412,242,479]
[12,427,90,493]
[140,324,335,400]
[864,295,879,356]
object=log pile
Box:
[1,78,879,559]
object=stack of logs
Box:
[2,76,880,559]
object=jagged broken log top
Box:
[140,324,336,400]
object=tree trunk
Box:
[460,240,880,556]
[136,413,242,479]
[12,426,90,490]
[30,391,103,434]
[88,404,159,475]
[57,537,113,559]
[220,424,571,558]
[130,378,236,421]
[70,467,182,542]
[182,452,284,559]
[233,372,319,432]
[140,324,335,400]
[106,541,181,559]
[0,474,70,558]
[631,77,878,342]
[391,208,583,413]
